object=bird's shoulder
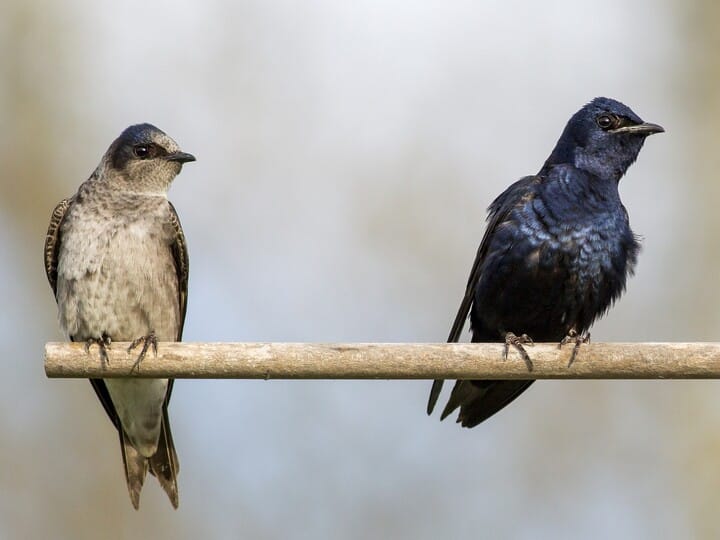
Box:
[167,200,189,340]
[459,175,541,285]
[44,196,75,296]
[487,175,542,218]
[480,175,543,247]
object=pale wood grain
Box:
[44,342,720,379]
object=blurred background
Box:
[1,0,718,538]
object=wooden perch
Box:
[44,342,720,379]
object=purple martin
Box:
[427,97,663,427]
[44,124,194,508]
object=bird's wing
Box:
[162,201,189,406]
[427,175,540,414]
[44,197,73,296]
[168,201,189,341]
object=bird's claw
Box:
[85,334,112,368]
[559,329,590,367]
[127,331,158,373]
[503,332,534,371]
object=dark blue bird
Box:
[427,97,663,428]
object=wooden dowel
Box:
[44,342,720,379]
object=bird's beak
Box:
[166,151,196,163]
[611,122,665,136]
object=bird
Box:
[44,123,195,508]
[427,97,663,428]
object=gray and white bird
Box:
[44,123,195,509]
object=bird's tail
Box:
[148,406,179,508]
[427,379,445,414]
[119,405,179,509]
[119,431,148,510]
[441,379,535,428]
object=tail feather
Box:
[440,380,476,420]
[148,406,180,508]
[117,405,179,509]
[119,431,148,510]
[427,379,445,414]
[441,379,535,427]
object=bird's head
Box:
[101,123,195,194]
[545,97,663,181]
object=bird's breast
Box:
[474,209,635,339]
[56,197,180,341]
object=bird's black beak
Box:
[611,122,665,136]
[166,151,196,163]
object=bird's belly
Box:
[473,237,627,341]
[57,228,180,342]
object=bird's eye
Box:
[134,145,150,158]
[596,114,616,130]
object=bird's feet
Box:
[559,329,590,367]
[85,334,112,368]
[127,331,158,373]
[503,332,534,371]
